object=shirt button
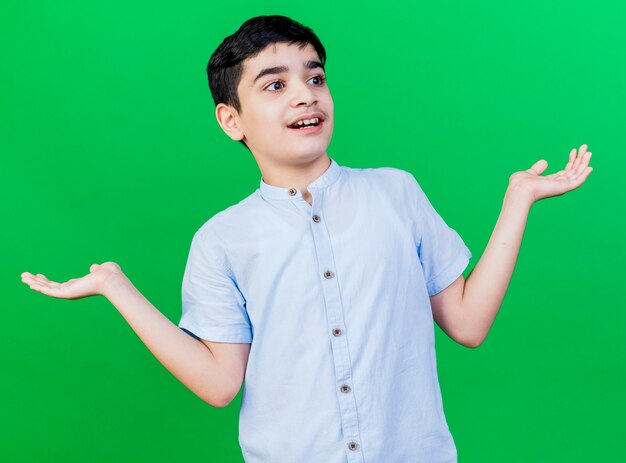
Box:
[324,270,334,279]
[347,441,359,451]
[312,214,321,222]
[332,328,342,336]
[288,188,297,196]
[340,384,351,393]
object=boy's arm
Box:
[21,263,246,407]
[430,144,593,348]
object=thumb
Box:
[528,159,548,175]
[90,263,101,273]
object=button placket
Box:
[308,189,364,462]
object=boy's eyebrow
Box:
[252,60,325,85]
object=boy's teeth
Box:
[294,118,319,126]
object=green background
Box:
[2,0,624,461]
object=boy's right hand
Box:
[21,262,125,300]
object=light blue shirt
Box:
[178,157,472,463]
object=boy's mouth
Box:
[288,117,320,128]
[287,114,324,133]
[287,118,323,133]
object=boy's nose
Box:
[290,81,318,107]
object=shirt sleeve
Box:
[178,227,252,343]
[404,171,472,296]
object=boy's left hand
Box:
[508,143,593,204]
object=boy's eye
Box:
[266,81,284,91]
[309,75,326,85]
[264,75,326,92]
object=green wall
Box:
[2,1,624,461]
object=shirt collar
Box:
[258,157,342,201]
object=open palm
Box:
[509,144,594,203]
[21,262,122,300]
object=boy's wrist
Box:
[504,183,535,210]
[99,267,130,299]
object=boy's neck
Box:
[259,153,332,205]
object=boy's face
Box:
[217,42,334,168]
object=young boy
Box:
[21,14,593,463]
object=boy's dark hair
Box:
[207,15,327,150]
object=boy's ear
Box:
[215,103,244,141]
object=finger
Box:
[548,168,567,178]
[529,159,548,175]
[567,149,586,177]
[33,273,48,282]
[31,274,49,284]
[570,166,593,188]
[27,275,64,292]
[21,273,64,292]
[33,275,61,287]
[572,150,583,170]
[28,282,64,298]
[22,276,46,292]
[574,144,588,170]
[21,273,41,285]
[575,151,592,176]
[565,148,576,171]
[35,275,61,287]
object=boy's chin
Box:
[285,135,329,149]
[295,147,331,162]
[271,144,329,161]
